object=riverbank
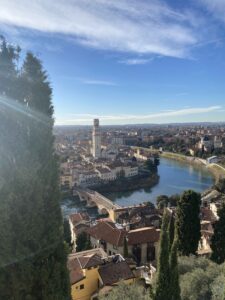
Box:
[161,151,201,164]
[160,151,225,183]
[92,173,159,194]
[208,163,225,181]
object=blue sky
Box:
[1,0,225,125]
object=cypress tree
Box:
[63,219,72,246]
[169,240,181,300]
[0,38,71,299]
[76,232,90,252]
[123,236,129,258]
[84,234,92,251]
[175,190,201,256]
[211,202,225,264]
[168,214,175,251]
[154,210,170,300]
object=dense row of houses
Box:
[60,159,139,188]
[67,186,225,299]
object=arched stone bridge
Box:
[74,188,121,215]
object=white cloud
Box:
[56,105,222,125]
[0,0,201,58]
[78,78,117,86]
[119,58,152,65]
[198,0,225,22]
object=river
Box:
[62,157,214,217]
[104,157,214,207]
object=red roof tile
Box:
[87,221,126,247]
[98,261,134,285]
[69,212,90,225]
[128,227,160,245]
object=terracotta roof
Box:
[69,212,90,225]
[67,257,85,285]
[87,221,126,247]
[67,248,107,284]
[74,223,90,232]
[128,227,160,245]
[79,253,104,269]
[98,261,134,286]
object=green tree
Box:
[211,274,225,300]
[76,232,91,252]
[168,214,175,251]
[169,194,180,207]
[123,236,129,258]
[179,256,220,300]
[156,195,169,209]
[169,240,181,300]
[84,234,92,251]
[154,210,170,300]
[99,282,150,300]
[211,203,225,264]
[176,190,201,256]
[0,38,71,299]
[145,159,158,173]
[63,219,72,246]
[143,201,155,209]
[154,156,160,167]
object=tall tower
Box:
[92,119,101,159]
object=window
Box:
[80,284,84,290]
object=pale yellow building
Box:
[68,248,107,300]
[68,248,135,300]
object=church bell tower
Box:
[92,119,101,159]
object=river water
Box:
[62,157,214,216]
[104,157,214,207]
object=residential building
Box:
[87,220,160,264]
[68,249,135,300]
[68,248,107,300]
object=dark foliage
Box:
[76,232,92,252]
[176,190,201,256]
[154,210,170,300]
[0,37,71,299]
[211,202,225,264]
[169,240,181,300]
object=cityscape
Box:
[1,1,225,300]
[57,118,225,299]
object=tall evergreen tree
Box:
[175,190,201,256]
[123,236,129,258]
[63,219,72,246]
[84,234,92,251]
[211,202,225,264]
[76,232,90,252]
[168,214,175,251]
[169,240,181,300]
[154,210,170,300]
[0,38,71,299]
